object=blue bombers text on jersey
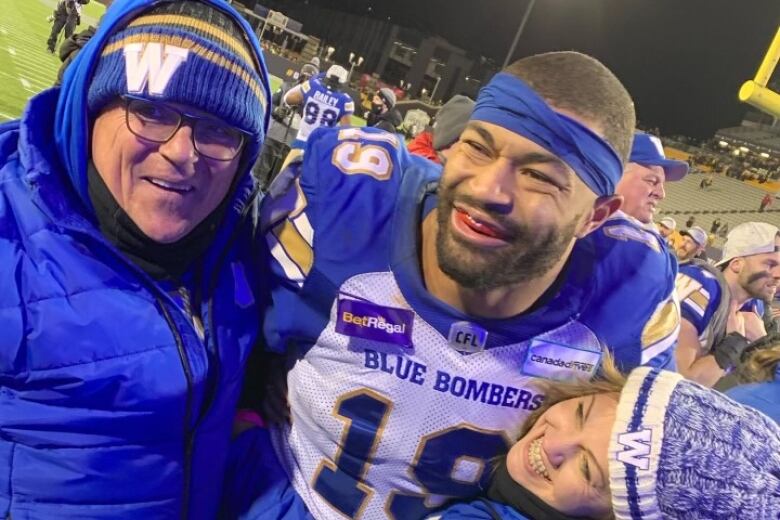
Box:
[257,126,679,520]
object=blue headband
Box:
[471,73,624,197]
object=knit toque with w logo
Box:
[609,367,780,519]
[86,0,269,143]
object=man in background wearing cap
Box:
[658,216,676,239]
[365,87,402,133]
[675,225,709,263]
[408,94,474,164]
[0,0,271,517]
[676,222,780,386]
[238,52,682,519]
[615,132,688,225]
[584,131,684,371]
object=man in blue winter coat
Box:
[0,0,270,518]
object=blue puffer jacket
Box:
[0,1,270,518]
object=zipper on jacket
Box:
[178,285,205,342]
[155,295,195,520]
[188,186,261,433]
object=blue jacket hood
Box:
[55,0,271,208]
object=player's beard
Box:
[740,269,778,301]
[435,184,580,291]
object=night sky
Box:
[285,0,780,139]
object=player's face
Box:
[506,394,616,518]
[675,235,701,262]
[615,163,666,224]
[738,237,780,301]
[436,121,604,290]
[91,100,241,243]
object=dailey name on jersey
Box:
[293,78,354,144]
[260,127,679,520]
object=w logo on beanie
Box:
[86,1,270,144]
[124,43,188,96]
[615,428,652,470]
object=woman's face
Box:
[505,393,618,518]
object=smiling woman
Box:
[432,361,780,520]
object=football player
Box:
[240,52,679,520]
[283,64,355,148]
[676,222,780,386]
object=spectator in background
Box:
[761,193,774,212]
[0,0,271,516]
[675,225,708,263]
[719,222,730,239]
[407,95,474,165]
[365,87,402,133]
[657,216,676,240]
[699,175,713,190]
[685,215,696,228]
[47,0,90,54]
[614,132,688,225]
[711,217,722,235]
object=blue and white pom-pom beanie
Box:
[609,367,780,519]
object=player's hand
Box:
[713,331,750,370]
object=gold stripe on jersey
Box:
[273,219,313,277]
[642,298,680,348]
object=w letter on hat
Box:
[615,429,652,470]
[124,43,188,96]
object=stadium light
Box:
[760,152,770,158]
[718,140,729,148]
[739,146,750,153]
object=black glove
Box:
[712,332,750,370]
[272,105,292,123]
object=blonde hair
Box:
[737,342,780,384]
[516,352,627,440]
[490,352,626,520]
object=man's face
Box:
[658,224,672,238]
[435,121,603,290]
[736,237,780,301]
[91,100,242,243]
[371,93,387,113]
[675,235,702,262]
[615,163,666,224]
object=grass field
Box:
[0,0,284,122]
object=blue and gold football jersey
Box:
[292,78,354,145]
[259,127,679,520]
[676,262,724,351]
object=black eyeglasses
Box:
[123,95,249,161]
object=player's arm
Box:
[339,100,355,126]
[282,83,305,107]
[676,318,724,386]
[586,221,680,370]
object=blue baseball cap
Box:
[629,132,689,181]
